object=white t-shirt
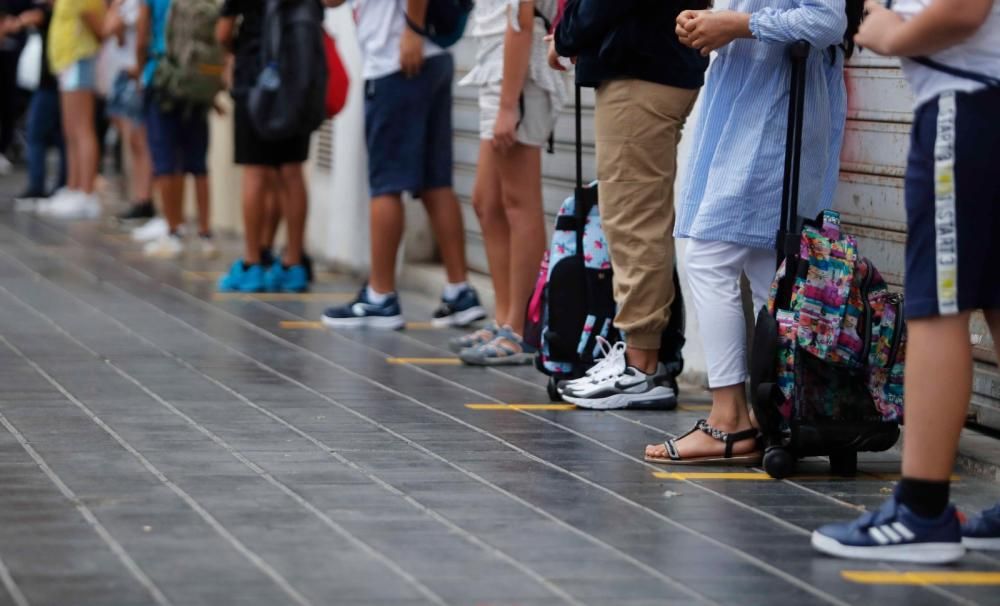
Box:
[892,0,1000,106]
[352,0,445,80]
[97,0,140,96]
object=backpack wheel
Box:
[547,377,563,402]
[829,450,858,477]
[763,447,796,479]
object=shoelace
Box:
[582,341,628,385]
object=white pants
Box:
[686,239,776,388]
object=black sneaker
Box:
[116,200,155,222]
[432,287,487,328]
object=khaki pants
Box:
[595,79,698,350]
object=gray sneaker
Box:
[459,327,536,366]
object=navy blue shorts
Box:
[364,53,454,197]
[904,87,1000,319]
[144,93,209,177]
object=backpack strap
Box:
[910,56,1000,89]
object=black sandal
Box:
[645,419,763,466]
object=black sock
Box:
[898,477,951,518]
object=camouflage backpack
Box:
[153,0,226,110]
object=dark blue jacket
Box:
[554,0,709,90]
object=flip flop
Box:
[645,419,763,466]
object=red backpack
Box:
[322,31,349,118]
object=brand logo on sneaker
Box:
[868,523,916,545]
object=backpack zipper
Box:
[886,294,904,368]
[859,261,876,362]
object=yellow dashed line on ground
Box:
[186,270,344,281]
[280,321,324,329]
[465,404,578,411]
[653,471,960,481]
[386,357,462,365]
[212,292,353,302]
[841,571,1000,586]
[677,404,712,412]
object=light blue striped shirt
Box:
[676,0,848,250]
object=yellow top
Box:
[48,0,106,75]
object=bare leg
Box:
[67,91,98,194]
[420,187,468,285]
[127,122,153,202]
[241,166,273,265]
[260,183,283,252]
[278,162,307,267]
[157,174,185,232]
[472,140,509,324]
[369,193,405,294]
[193,174,211,235]
[494,143,545,335]
[901,313,974,481]
[59,91,81,190]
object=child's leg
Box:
[278,163,307,267]
[241,166,274,265]
[472,140,509,325]
[194,174,210,236]
[260,184,283,254]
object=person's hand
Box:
[854,0,904,56]
[213,99,226,116]
[125,64,141,81]
[492,106,518,152]
[399,26,424,78]
[676,10,748,56]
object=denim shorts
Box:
[364,53,453,197]
[144,92,209,177]
[107,71,144,124]
[58,57,97,92]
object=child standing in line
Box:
[813,0,1000,563]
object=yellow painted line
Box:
[677,404,712,412]
[386,357,462,366]
[280,321,324,330]
[101,233,133,242]
[212,292,353,302]
[465,404,578,411]
[405,322,439,330]
[187,270,344,281]
[842,571,1000,586]
[654,471,959,482]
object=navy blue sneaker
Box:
[962,503,1000,551]
[321,286,405,330]
[812,495,965,563]
[432,287,487,328]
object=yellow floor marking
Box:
[187,270,344,281]
[101,233,132,243]
[280,321,324,330]
[386,357,462,365]
[212,292,353,302]
[404,322,439,330]
[677,404,712,412]
[654,471,959,482]
[465,404,578,411]
[842,571,1000,586]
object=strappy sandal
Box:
[645,419,763,465]
[459,330,536,366]
[448,323,499,353]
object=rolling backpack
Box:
[524,86,685,402]
[248,0,328,141]
[750,42,903,479]
[152,0,226,110]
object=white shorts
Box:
[478,79,556,148]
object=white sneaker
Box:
[558,338,624,394]
[40,191,101,219]
[131,217,169,242]
[560,342,677,411]
[37,189,78,214]
[143,233,184,259]
[195,235,219,259]
[0,154,12,176]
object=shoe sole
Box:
[459,352,536,366]
[322,314,406,331]
[563,388,678,411]
[963,537,1000,550]
[644,453,763,466]
[432,306,487,328]
[811,532,966,563]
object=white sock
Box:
[366,285,390,304]
[443,281,468,300]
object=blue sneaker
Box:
[812,495,965,563]
[321,285,405,330]
[265,262,309,293]
[431,287,487,327]
[218,260,266,293]
[962,503,1000,551]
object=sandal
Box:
[448,323,499,353]
[645,419,763,466]
[459,328,537,366]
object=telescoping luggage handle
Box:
[776,40,810,268]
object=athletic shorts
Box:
[144,93,209,177]
[58,57,97,92]
[233,97,311,167]
[364,53,453,197]
[904,86,1000,319]
[478,79,556,148]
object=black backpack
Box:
[403,0,473,48]
[248,0,327,141]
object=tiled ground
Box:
[1,182,1000,605]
